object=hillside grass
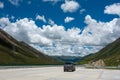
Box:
[0,29,62,65]
[78,38,120,66]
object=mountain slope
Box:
[78,38,120,66]
[0,29,62,65]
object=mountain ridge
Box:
[0,29,62,65]
[78,38,120,66]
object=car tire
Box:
[64,70,66,72]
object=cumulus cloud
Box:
[80,9,86,14]
[0,17,10,29]
[43,0,62,5]
[48,19,55,25]
[64,16,75,23]
[36,15,46,23]
[104,3,120,16]
[8,0,22,6]
[11,16,15,20]
[0,2,4,9]
[82,15,120,46]
[27,1,32,5]
[0,18,52,46]
[61,0,80,13]
[0,13,120,56]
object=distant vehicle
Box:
[64,62,75,72]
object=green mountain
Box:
[0,29,62,65]
[78,38,120,66]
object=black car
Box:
[64,62,75,72]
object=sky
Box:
[0,0,120,56]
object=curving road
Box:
[0,66,120,80]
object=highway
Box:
[0,66,120,80]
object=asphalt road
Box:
[0,66,120,80]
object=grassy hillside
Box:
[78,38,120,66]
[0,29,62,65]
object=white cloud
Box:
[80,9,86,14]
[8,0,22,6]
[0,14,120,56]
[64,16,75,23]
[0,17,10,29]
[36,15,46,23]
[1,18,52,46]
[104,3,120,16]
[0,2,4,9]
[43,0,60,2]
[27,1,32,5]
[61,0,80,13]
[11,16,15,20]
[48,19,55,25]
[82,15,119,46]
[43,0,61,5]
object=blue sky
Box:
[0,0,120,56]
[1,0,119,29]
